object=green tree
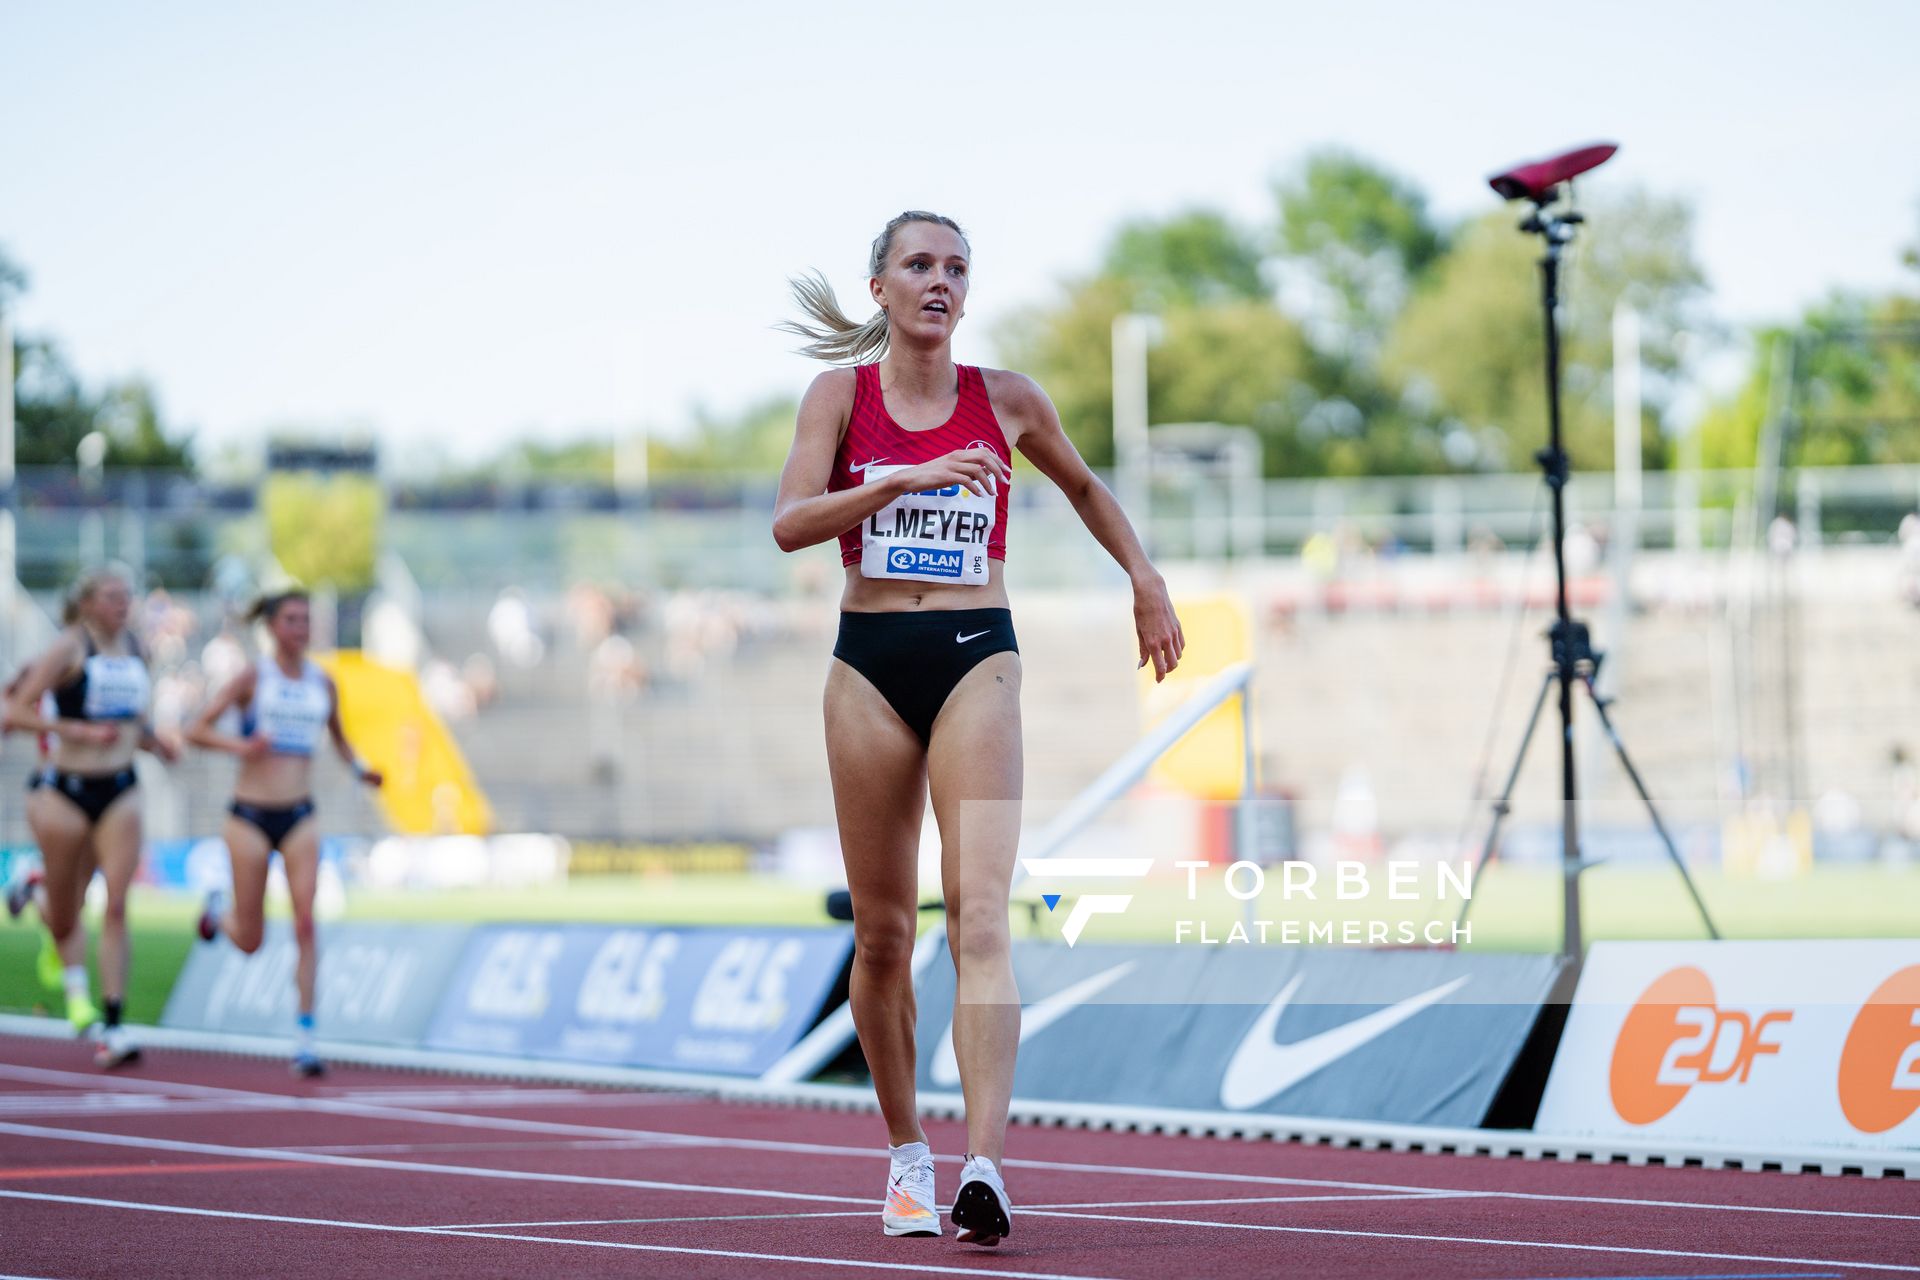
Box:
[995,274,1132,466]
[1102,210,1268,308]
[653,395,803,474]
[1696,336,1776,471]
[1702,293,1920,471]
[263,471,381,592]
[11,336,97,466]
[1274,150,1445,357]
[1384,191,1709,472]
[95,378,194,468]
[996,209,1314,471]
[0,243,25,306]
[4,246,193,470]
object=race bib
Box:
[857,465,995,585]
[255,679,331,756]
[81,654,149,721]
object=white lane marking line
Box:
[2,1063,1913,1223]
[434,1211,876,1229]
[1020,1208,1920,1274]
[1001,1152,1920,1224]
[1026,1192,1483,1209]
[0,1120,869,1206]
[318,1089,689,1109]
[0,1189,1120,1280]
[283,1139,686,1155]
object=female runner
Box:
[5,567,178,1068]
[773,211,1183,1245]
[4,644,98,1032]
[185,590,382,1078]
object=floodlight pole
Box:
[1112,314,1159,538]
[0,304,14,671]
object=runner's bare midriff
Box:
[839,559,1010,613]
[232,753,321,809]
[52,720,140,775]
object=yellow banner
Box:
[1139,593,1252,802]
[317,651,493,836]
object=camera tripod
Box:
[1455,616,1720,955]
[1457,172,1719,961]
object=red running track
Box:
[0,1033,1915,1279]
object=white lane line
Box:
[1,1063,1913,1224]
[411,1197,1470,1229]
[283,1139,686,1155]
[1019,1207,1920,1275]
[435,1211,876,1229]
[1025,1192,1482,1210]
[318,1089,691,1109]
[1001,1153,1920,1223]
[0,1189,1120,1280]
[0,1120,869,1207]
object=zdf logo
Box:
[1608,966,1792,1125]
[1838,964,1920,1134]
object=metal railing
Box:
[760,661,1255,1084]
[8,461,1917,594]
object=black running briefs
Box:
[46,769,138,824]
[230,798,317,849]
[832,608,1018,746]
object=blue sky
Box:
[4,1,1916,465]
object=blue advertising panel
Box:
[913,941,1563,1127]
[161,922,473,1046]
[425,924,854,1076]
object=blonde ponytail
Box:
[776,270,892,365]
[777,211,970,366]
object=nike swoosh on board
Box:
[929,961,1137,1087]
[1218,975,1471,1111]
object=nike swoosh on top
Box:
[1218,974,1471,1111]
[848,458,889,473]
[930,961,1137,1087]
[955,629,991,643]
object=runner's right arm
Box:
[772,370,1007,552]
[2,632,116,745]
[183,666,270,760]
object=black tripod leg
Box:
[1578,674,1721,940]
[1458,670,1557,931]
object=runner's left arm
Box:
[990,370,1184,681]
[137,718,181,763]
[324,674,383,787]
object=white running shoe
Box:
[94,1026,141,1070]
[881,1148,940,1237]
[951,1154,1012,1246]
